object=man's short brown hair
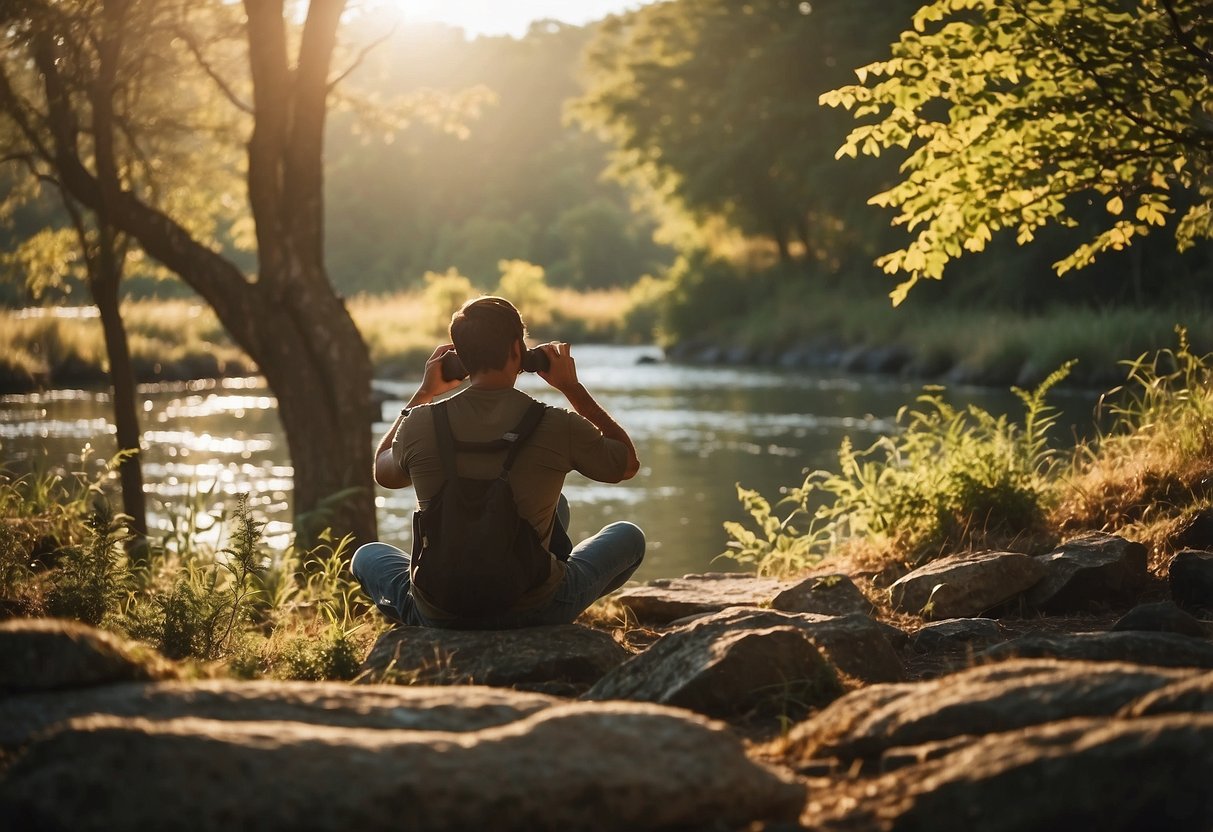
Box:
[449,296,527,374]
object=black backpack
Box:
[410,399,553,618]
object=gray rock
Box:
[981,631,1213,669]
[614,573,792,624]
[584,621,841,718]
[0,680,558,752]
[1112,600,1208,637]
[359,624,629,696]
[0,618,175,695]
[1169,511,1213,552]
[771,573,876,617]
[817,714,1213,832]
[672,607,904,683]
[1121,670,1213,717]
[889,551,1046,619]
[1025,532,1148,612]
[0,702,805,832]
[781,658,1192,765]
[1170,549,1213,612]
[909,618,1006,653]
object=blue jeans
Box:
[351,497,645,629]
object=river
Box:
[0,345,1100,580]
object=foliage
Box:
[495,259,554,329]
[723,363,1074,574]
[822,0,1213,305]
[422,268,477,334]
[45,499,132,626]
[574,0,921,262]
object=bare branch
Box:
[327,25,396,92]
[174,24,254,115]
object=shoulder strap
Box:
[430,401,459,482]
[431,400,548,475]
[500,401,548,474]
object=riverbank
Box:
[664,293,1213,389]
[0,289,642,393]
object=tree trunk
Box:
[90,232,149,559]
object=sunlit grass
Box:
[1053,328,1213,568]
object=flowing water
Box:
[0,345,1100,580]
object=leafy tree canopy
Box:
[822,0,1213,304]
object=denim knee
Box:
[608,522,645,564]
[350,541,397,582]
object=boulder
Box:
[1170,549,1213,612]
[980,631,1213,669]
[359,624,629,696]
[770,573,876,617]
[673,607,904,683]
[813,714,1213,832]
[614,573,794,624]
[781,658,1192,766]
[1112,600,1208,638]
[909,618,1006,653]
[889,551,1046,619]
[1120,670,1213,717]
[1024,532,1148,613]
[0,680,558,752]
[1169,510,1213,552]
[0,618,175,695]
[0,703,805,832]
[584,621,841,718]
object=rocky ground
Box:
[3,531,1213,830]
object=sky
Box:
[362,0,649,38]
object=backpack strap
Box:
[430,400,548,477]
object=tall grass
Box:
[0,458,385,680]
[724,329,1213,577]
[1054,327,1213,564]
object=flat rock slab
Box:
[980,631,1213,669]
[359,624,629,696]
[584,619,841,718]
[889,551,1045,619]
[671,607,905,684]
[781,658,1194,765]
[0,702,805,832]
[1121,670,1213,718]
[0,618,175,695]
[813,713,1213,832]
[614,572,873,625]
[1025,532,1148,612]
[909,618,1007,653]
[0,680,559,752]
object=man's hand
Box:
[538,341,579,394]
[413,343,463,406]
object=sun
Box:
[357,0,642,39]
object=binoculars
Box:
[440,347,551,381]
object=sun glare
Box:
[361,0,642,38]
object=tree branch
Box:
[327,25,395,92]
[174,24,254,115]
[1162,0,1213,77]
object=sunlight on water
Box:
[0,345,1098,579]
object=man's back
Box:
[394,386,629,549]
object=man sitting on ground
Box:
[352,296,644,628]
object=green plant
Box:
[723,363,1074,574]
[45,499,132,626]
